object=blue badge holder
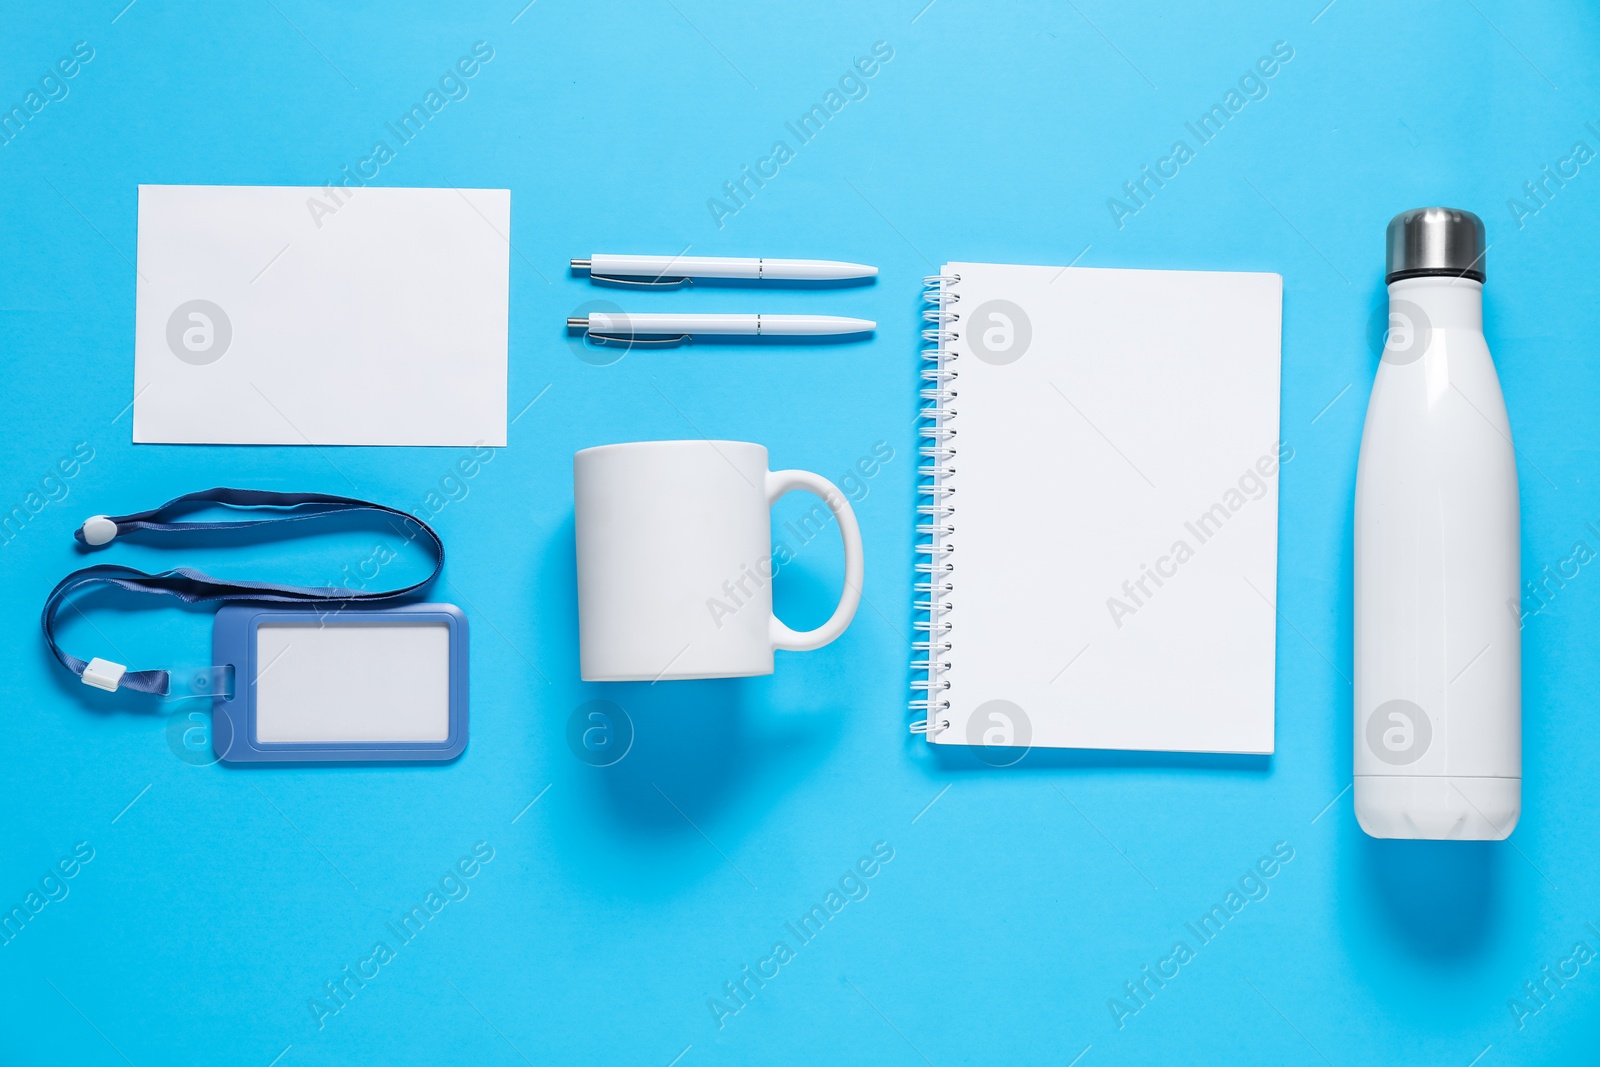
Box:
[42,489,470,765]
[211,603,469,764]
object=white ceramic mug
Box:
[574,440,864,681]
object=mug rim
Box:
[575,439,766,460]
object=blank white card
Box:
[133,184,510,446]
[254,622,451,743]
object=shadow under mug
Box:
[574,440,864,681]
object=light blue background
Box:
[2,1,1598,1063]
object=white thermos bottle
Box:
[1354,207,1521,840]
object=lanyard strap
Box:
[42,488,444,696]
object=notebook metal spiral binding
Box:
[912,273,959,736]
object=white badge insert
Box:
[254,622,451,743]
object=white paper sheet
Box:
[133,184,510,446]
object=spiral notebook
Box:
[914,263,1283,755]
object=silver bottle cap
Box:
[1385,207,1486,284]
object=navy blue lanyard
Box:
[42,488,444,696]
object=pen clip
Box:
[586,273,694,289]
[587,332,693,347]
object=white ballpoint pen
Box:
[566,312,876,345]
[571,254,877,285]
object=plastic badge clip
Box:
[79,660,231,699]
[166,665,236,701]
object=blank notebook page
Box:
[932,263,1283,754]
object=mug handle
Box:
[765,469,865,652]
